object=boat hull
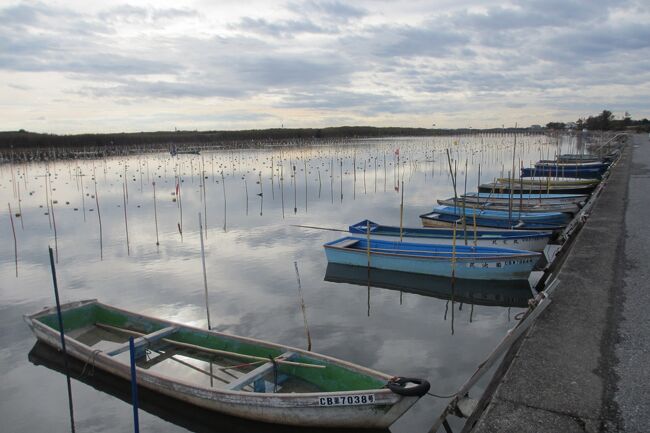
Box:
[324,238,540,281]
[478,183,595,194]
[420,212,565,231]
[25,301,417,429]
[521,167,605,179]
[436,198,579,214]
[462,192,588,204]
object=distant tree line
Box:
[546,110,650,132]
[0,125,541,154]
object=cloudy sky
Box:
[1,0,649,133]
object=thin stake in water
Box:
[293,262,312,351]
[199,212,212,329]
[48,246,76,433]
[8,203,18,277]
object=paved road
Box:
[469,134,649,433]
[615,133,650,432]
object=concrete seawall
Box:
[467,134,650,432]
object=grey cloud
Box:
[288,0,366,22]
[98,5,198,23]
[341,23,470,59]
[234,17,331,38]
[78,80,247,99]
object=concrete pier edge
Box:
[465,136,644,432]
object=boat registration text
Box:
[319,394,376,406]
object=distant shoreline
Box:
[0,126,547,157]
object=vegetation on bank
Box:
[0,126,535,152]
[546,110,650,132]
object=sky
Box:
[1,0,649,134]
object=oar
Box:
[291,224,347,233]
[95,323,325,369]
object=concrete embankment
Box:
[466,134,650,432]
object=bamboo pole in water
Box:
[8,203,18,277]
[16,181,24,230]
[199,212,212,330]
[367,223,371,317]
[152,181,159,246]
[95,182,103,260]
[48,246,76,433]
[293,262,312,351]
[244,178,248,216]
[463,159,468,245]
[221,171,227,231]
[399,181,404,241]
[51,200,58,263]
[123,183,130,255]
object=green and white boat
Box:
[25,300,428,429]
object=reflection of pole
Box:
[48,246,76,433]
[294,262,312,351]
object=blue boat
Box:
[420,211,566,231]
[522,167,605,179]
[348,220,552,251]
[433,205,572,225]
[462,192,588,204]
[323,237,540,281]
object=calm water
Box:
[0,135,579,432]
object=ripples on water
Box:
[0,135,578,432]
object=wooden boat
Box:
[521,166,605,179]
[462,192,588,205]
[324,237,540,281]
[348,220,552,251]
[478,181,595,194]
[29,341,374,433]
[495,177,600,187]
[431,205,572,225]
[436,198,579,214]
[419,211,566,231]
[535,160,609,168]
[324,263,533,308]
[25,300,429,429]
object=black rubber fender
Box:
[387,377,431,397]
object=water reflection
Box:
[1,135,579,433]
[324,263,532,308]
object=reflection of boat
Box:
[324,263,532,308]
[28,341,379,433]
[348,220,552,252]
[25,300,426,429]
[324,237,540,281]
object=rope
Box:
[81,349,102,377]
